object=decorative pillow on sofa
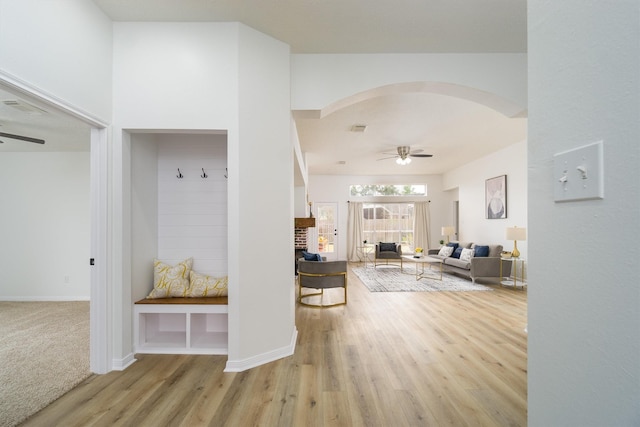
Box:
[187,271,228,297]
[474,245,490,257]
[302,251,323,261]
[438,246,454,257]
[460,248,474,262]
[446,242,459,251]
[379,242,397,252]
[452,247,464,259]
[147,258,193,299]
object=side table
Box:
[500,257,527,290]
[356,244,375,267]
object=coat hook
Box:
[177,168,183,179]
[201,168,208,178]
[224,167,228,179]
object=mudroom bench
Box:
[134,297,228,355]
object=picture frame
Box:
[486,175,507,219]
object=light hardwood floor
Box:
[23,266,527,427]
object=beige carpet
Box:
[0,301,90,427]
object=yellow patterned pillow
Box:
[147,258,193,299]
[187,271,228,297]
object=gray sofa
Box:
[428,242,511,284]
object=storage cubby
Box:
[134,301,228,355]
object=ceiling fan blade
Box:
[377,155,398,161]
[410,153,433,158]
[0,131,45,144]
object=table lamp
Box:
[505,226,526,258]
[441,226,455,243]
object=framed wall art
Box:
[486,175,507,219]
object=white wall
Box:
[0,0,112,121]
[113,22,294,371]
[229,24,294,368]
[308,174,451,257]
[528,1,639,425]
[443,140,528,258]
[0,152,90,300]
[130,134,158,303]
[291,53,527,116]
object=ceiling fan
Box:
[0,131,45,144]
[379,146,433,165]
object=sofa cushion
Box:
[379,242,397,252]
[452,247,463,259]
[460,248,474,262]
[446,242,459,251]
[438,246,454,257]
[444,257,471,270]
[473,245,490,257]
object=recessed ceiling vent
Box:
[2,99,48,115]
[350,124,367,132]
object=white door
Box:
[316,202,338,261]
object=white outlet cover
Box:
[553,141,604,202]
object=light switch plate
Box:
[553,140,604,202]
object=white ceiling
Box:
[1,0,528,176]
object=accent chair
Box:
[374,242,403,268]
[297,259,347,308]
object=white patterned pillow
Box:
[187,271,228,297]
[147,258,193,299]
[460,248,474,262]
[438,246,454,257]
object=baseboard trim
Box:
[112,353,136,371]
[224,327,298,373]
[0,296,90,301]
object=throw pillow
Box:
[147,258,193,299]
[187,271,228,297]
[438,246,454,257]
[452,247,463,259]
[379,242,397,252]
[302,251,323,261]
[474,245,490,257]
[460,248,475,262]
[446,242,459,251]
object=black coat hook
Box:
[224,168,228,179]
[201,168,208,178]
[177,168,183,179]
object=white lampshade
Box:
[441,226,455,236]
[506,226,527,241]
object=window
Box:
[363,203,414,251]
[350,184,426,197]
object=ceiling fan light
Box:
[396,157,403,165]
[405,157,412,164]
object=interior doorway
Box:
[0,78,109,373]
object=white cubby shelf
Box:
[134,297,228,355]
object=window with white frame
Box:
[362,203,415,252]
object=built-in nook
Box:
[130,132,228,355]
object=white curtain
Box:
[413,202,431,251]
[347,202,364,262]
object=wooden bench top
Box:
[135,297,228,305]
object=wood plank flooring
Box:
[22,266,527,426]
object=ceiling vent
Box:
[350,124,367,132]
[2,99,48,115]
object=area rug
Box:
[352,266,494,292]
[0,301,90,427]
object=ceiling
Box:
[1,0,528,176]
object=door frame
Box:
[0,71,111,373]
